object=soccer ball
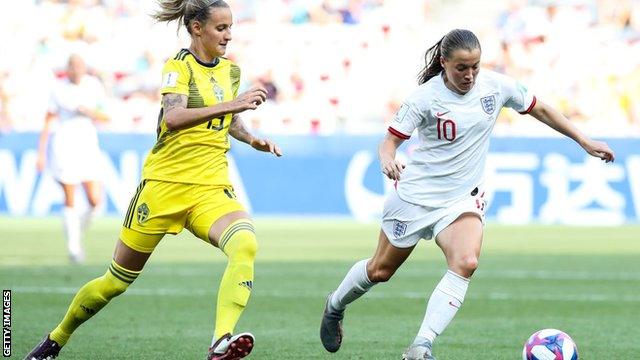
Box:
[522,329,578,360]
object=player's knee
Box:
[369,270,393,282]
[222,222,258,262]
[87,197,100,208]
[367,263,396,283]
[233,232,258,261]
[454,256,479,277]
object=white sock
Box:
[329,259,375,312]
[80,207,97,233]
[63,206,82,257]
[415,270,469,344]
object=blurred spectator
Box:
[0,0,638,136]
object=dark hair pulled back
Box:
[418,29,481,85]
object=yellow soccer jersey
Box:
[142,49,241,186]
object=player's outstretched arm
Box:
[162,86,267,131]
[379,132,406,181]
[229,114,282,157]
[528,100,615,163]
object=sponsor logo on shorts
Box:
[137,203,150,224]
[392,220,407,238]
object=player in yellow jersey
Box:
[24,1,281,359]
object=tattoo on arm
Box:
[229,114,252,144]
[162,93,187,112]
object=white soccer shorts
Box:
[381,187,487,248]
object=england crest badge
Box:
[392,220,407,238]
[480,95,496,115]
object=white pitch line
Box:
[147,267,640,281]
[473,269,640,281]
[10,286,212,296]
[7,267,638,281]
[9,286,640,303]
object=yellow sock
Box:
[50,260,140,346]
[214,220,257,340]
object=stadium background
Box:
[1,0,639,359]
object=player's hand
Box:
[381,158,405,181]
[250,137,282,157]
[232,86,267,112]
[582,139,615,163]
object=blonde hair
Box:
[153,0,229,34]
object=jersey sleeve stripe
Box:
[388,127,410,140]
[519,95,537,114]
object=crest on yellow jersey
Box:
[210,77,224,102]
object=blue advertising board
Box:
[1,133,638,225]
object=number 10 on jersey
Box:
[437,118,456,141]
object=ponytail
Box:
[417,29,481,85]
[153,0,187,23]
[153,0,229,34]
[418,37,445,85]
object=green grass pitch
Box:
[2,217,639,359]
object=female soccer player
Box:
[320,29,615,360]
[26,1,281,359]
[37,54,108,263]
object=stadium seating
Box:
[0,0,638,136]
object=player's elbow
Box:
[163,113,181,131]
[529,100,552,121]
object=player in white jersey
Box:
[320,29,615,360]
[36,54,109,263]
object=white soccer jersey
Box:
[49,75,106,127]
[47,75,106,183]
[389,69,536,207]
